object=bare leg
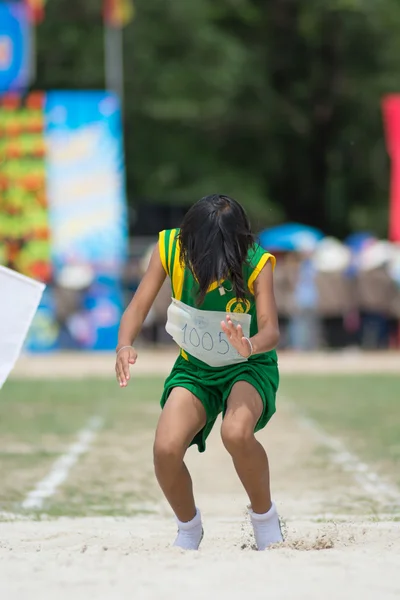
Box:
[221,381,282,549]
[153,387,206,522]
[221,381,271,513]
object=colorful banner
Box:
[382,95,400,242]
[0,90,128,352]
[45,91,128,273]
[0,92,56,353]
[44,91,128,350]
[0,2,32,93]
[0,92,51,282]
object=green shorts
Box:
[160,353,279,453]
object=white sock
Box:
[248,502,283,550]
[173,508,203,550]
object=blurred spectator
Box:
[53,264,94,348]
[121,254,142,304]
[273,252,298,349]
[288,249,319,351]
[139,243,172,344]
[357,242,396,349]
[388,245,400,348]
[313,238,354,349]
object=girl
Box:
[115,194,283,551]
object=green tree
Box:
[35,0,400,235]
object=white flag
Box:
[0,266,46,389]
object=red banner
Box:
[382,95,400,242]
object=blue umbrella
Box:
[258,223,325,252]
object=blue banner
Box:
[45,91,129,272]
[0,2,31,93]
[41,91,128,351]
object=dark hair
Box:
[178,194,254,305]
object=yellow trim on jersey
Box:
[171,236,185,300]
[248,253,276,294]
[158,230,168,274]
[207,280,222,293]
[181,349,189,361]
[167,228,177,275]
[192,277,223,293]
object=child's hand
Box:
[115,346,137,387]
[221,316,252,358]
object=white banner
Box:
[0,266,45,389]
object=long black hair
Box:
[178,194,254,305]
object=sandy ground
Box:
[1,518,400,600]
[1,350,400,599]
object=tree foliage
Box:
[34,0,400,235]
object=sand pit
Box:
[1,517,400,600]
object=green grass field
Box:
[280,375,400,488]
[0,374,399,518]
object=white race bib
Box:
[165,298,251,367]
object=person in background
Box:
[139,242,172,344]
[121,253,142,306]
[357,242,396,349]
[272,252,298,350]
[288,247,319,351]
[388,246,400,348]
[313,238,354,349]
[53,264,94,349]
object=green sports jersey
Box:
[159,228,277,368]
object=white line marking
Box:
[22,416,103,511]
[291,408,400,503]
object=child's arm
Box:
[221,261,280,356]
[251,261,280,353]
[116,243,167,386]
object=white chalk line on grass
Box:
[22,416,104,511]
[284,401,400,504]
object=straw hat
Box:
[358,241,393,271]
[313,237,351,272]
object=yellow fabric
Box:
[158,231,168,274]
[171,237,185,301]
[167,228,176,274]
[207,280,223,293]
[160,228,276,298]
[248,253,276,295]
